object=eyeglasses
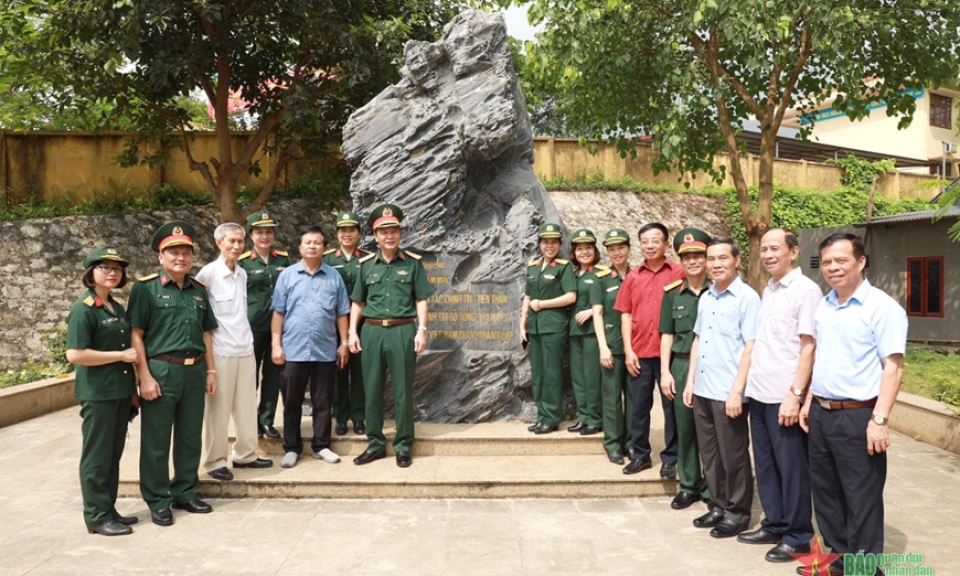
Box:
[95,265,124,275]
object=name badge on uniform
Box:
[193,296,203,301]
[397,270,409,276]
[674,305,685,310]
[249,269,264,275]
[543,274,555,280]
[276,266,285,271]
[584,279,594,284]
[101,318,119,324]
[607,286,619,292]
[157,294,172,299]
[334,265,344,269]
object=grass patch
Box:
[902,345,960,412]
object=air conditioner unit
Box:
[944,142,958,154]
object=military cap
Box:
[538,223,562,239]
[571,228,597,244]
[151,220,197,252]
[83,246,129,269]
[673,227,711,254]
[368,203,404,230]
[336,211,362,228]
[246,211,278,228]
[603,228,630,246]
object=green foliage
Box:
[826,155,896,191]
[0,325,73,389]
[902,345,960,413]
[41,325,69,368]
[934,178,960,241]
[541,171,726,196]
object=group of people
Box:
[522,223,906,575]
[66,202,431,536]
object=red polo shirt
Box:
[613,259,684,358]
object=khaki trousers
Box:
[203,354,259,470]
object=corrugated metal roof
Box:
[861,205,960,225]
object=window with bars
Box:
[930,94,953,130]
[906,256,943,318]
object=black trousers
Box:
[629,357,678,463]
[809,402,886,557]
[750,400,814,548]
[694,395,753,523]
[282,361,335,454]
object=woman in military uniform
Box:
[519,224,576,434]
[66,246,139,536]
[567,229,604,436]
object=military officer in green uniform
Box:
[237,211,289,439]
[66,246,139,536]
[520,223,577,434]
[348,204,432,468]
[568,228,605,436]
[591,228,633,464]
[128,221,219,526]
[323,211,372,436]
[659,227,713,509]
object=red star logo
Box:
[793,537,843,576]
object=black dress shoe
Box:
[353,449,387,465]
[87,519,132,536]
[660,462,677,480]
[113,514,138,526]
[670,492,700,510]
[209,467,234,481]
[567,422,586,433]
[737,528,782,545]
[173,499,213,514]
[396,451,412,468]
[233,457,273,469]
[532,423,557,434]
[259,424,281,439]
[606,450,625,465]
[527,423,540,432]
[767,542,810,563]
[796,562,844,576]
[693,509,724,528]
[579,425,601,435]
[354,421,366,435]
[335,421,348,435]
[151,508,174,526]
[622,458,652,475]
[710,519,749,538]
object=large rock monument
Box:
[341,10,564,423]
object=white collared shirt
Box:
[195,256,254,356]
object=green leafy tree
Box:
[525,0,960,287]
[1,1,461,222]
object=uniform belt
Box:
[153,354,204,366]
[672,352,691,360]
[812,395,877,411]
[365,317,417,327]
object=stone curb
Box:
[0,374,77,429]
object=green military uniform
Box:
[591,228,634,455]
[67,247,137,530]
[352,205,433,454]
[128,222,218,511]
[568,229,604,429]
[237,211,289,430]
[324,211,371,430]
[659,227,712,501]
[525,223,577,428]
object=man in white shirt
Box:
[196,223,273,481]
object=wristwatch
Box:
[872,413,888,425]
[791,386,803,397]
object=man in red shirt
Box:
[614,223,685,476]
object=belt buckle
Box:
[381,320,389,327]
[184,357,195,366]
[818,397,831,410]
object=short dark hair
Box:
[818,232,865,260]
[638,222,668,242]
[569,244,601,268]
[763,227,799,250]
[81,265,128,290]
[298,225,326,245]
[707,236,740,258]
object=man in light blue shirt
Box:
[271,225,350,469]
[683,237,760,539]
[800,233,907,573]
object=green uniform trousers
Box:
[569,334,602,427]
[360,323,416,452]
[334,353,365,425]
[253,330,284,427]
[671,356,710,499]
[79,397,131,527]
[529,332,566,427]
[601,354,632,454]
[140,359,206,510]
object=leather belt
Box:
[153,354,204,366]
[813,395,877,411]
[365,317,417,328]
[672,352,691,360]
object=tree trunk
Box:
[749,130,776,292]
[215,172,243,224]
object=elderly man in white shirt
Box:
[196,223,273,481]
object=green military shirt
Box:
[569,266,606,336]
[525,258,576,335]
[66,290,137,401]
[237,249,289,332]
[323,247,373,296]
[590,267,629,354]
[128,272,219,356]
[351,249,433,319]
[658,277,713,354]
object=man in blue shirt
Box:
[683,237,760,539]
[799,233,907,576]
[271,225,350,469]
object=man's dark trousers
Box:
[282,361,335,454]
[253,330,284,427]
[750,400,814,548]
[629,357,678,463]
